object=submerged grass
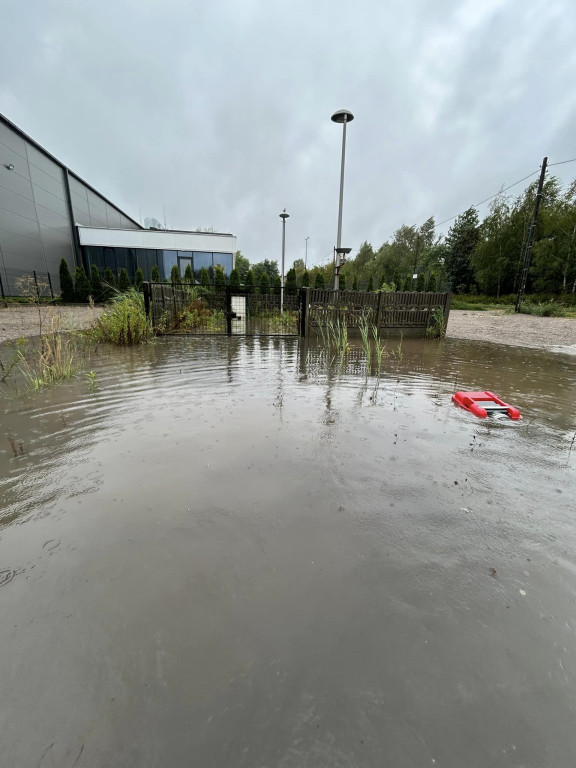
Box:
[12,316,81,392]
[88,288,153,345]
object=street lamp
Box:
[305,236,309,269]
[331,109,354,290]
[279,209,289,313]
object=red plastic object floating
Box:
[452,391,522,420]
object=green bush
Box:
[245,270,254,289]
[89,289,153,345]
[183,264,193,284]
[90,264,103,301]
[170,265,181,284]
[215,265,226,288]
[59,258,75,302]
[314,272,325,289]
[118,268,131,292]
[134,268,144,291]
[200,267,211,288]
[260,272,270,294]
[416,272,426,292]
[301,270,310,287]
[339,273,346,291]
[426,308,447,339]
[428,272,438,292]
[352,275,358,291]
[229,268,240,288]
[151,265,160,282]
[367,275,374,292]
[74,265,91,302]
[403,275,413,291]
[102,268,116,302]
[274,275,281,295]
[285,267,298,295]
[518,300,567,317]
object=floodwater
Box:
[1,336,575,768]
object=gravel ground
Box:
[447,309,576,353]
[0,304,103,344]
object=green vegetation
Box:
[90,265,103,301]
[118,268,131,292]
[314,272,325,289]
[285,267,298,295]
[89,289,153,345]
[367,275,374,292]
[134,268,144,291]
[416,272,426,291]
[352,275,358,291]
[183,264,193,284]
[151,265,160,282]
[339,273,346,291]
[259,272,270,294]
[170,265,181,284]
[426,308,447,339]
[229,268,240,288]
[74,265,91,302]
[428,272,438,292]
[301,270,310,287]
[215,265,226,288]
[59,258,75,302]
[200,267,210,288]
[245,270,254,290]
[103,268,116,301]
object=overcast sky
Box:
[2,0,576,268]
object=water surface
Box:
[1,336,575,767]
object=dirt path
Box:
[0,304,103,344]
[447,309,576,353]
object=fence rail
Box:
[306,289,452,334]
[0,268,57,300]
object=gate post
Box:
[143,282,151,318]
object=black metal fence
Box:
[305,289,452,335]
[143,283,302,336]
[0,268,57,300]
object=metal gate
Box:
[143,283,302,336]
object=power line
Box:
[548,157,576,167]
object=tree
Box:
[118,268,131,292]
[134,268,144,291]
[301,270,310,287]
[200,267,211,288]
[392,268,402,291]
[74,265,91,302]
[59,258,75,302]
[90,264,103,301]
[102,267,116,301]
[151,265,160,282]
[252,259,279,286]
[229,268,240,288]
[273,275,281,295]
[428,272,438,292]
[285,267,297,296]
[367,275,374,292]
[234,251,250,282]
[170,264,181,284]
[259,272,270,294]
[445,207,480,292]
[214,265,226,288]
[245,270,254,290]
[403,275,413,291]
[416,272,426,292]
[352,275,358,291]
[339,273,346,291]
[380,274,387,290]
[183,264,193,283]
[314,272,325,289]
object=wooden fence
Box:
[305,289,452,335]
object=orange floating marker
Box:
[452,391,522,420]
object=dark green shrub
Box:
[229,268,240,288]
[260,272,270,294]
[74,265,91,302]
[102,268,116,301]
[392,269,402,290]
[118,268,131,292]
[59,259,75,302]
[352,275,358,291]
[274,275,281,295]
[134,268,144,291]
[367,275,374,292]
[416,272,426,292]
[151,265,160,282]
[183,264,193,283]
[285,267,297,296]
[170,265,181,284]
[89,289,152,345]
[214,265,226,288]
[301,270,310,287]
[90,264,103,301]
[245,270,254,290]
[339,273,346,291]
[403,275,413,291]
[428,272,438,292]
[314,272,325,289]
[200,267,211,288]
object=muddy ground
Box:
[0,304,102,344]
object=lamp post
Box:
[280,209,289,313]
[305,236,309,269]
[331,109,354,290]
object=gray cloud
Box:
[2,0,576,268]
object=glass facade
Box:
[82,247,234,283]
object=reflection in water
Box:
[0,336,576,768]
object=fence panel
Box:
[0,267,57,300]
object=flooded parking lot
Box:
[1,336,576,767]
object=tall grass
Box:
[518,300,568,317]
[89,288,152,345]
[17,317,79,390]
[426,308,447,339]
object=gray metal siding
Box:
[0,115,141,295]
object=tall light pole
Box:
[331,109,354,290]
[305,236,309,269]
[280,209,289,313]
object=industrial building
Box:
[0,114,236,297]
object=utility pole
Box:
[305,236,309,269]
[515,157,548,312]
[280,210,289,313]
